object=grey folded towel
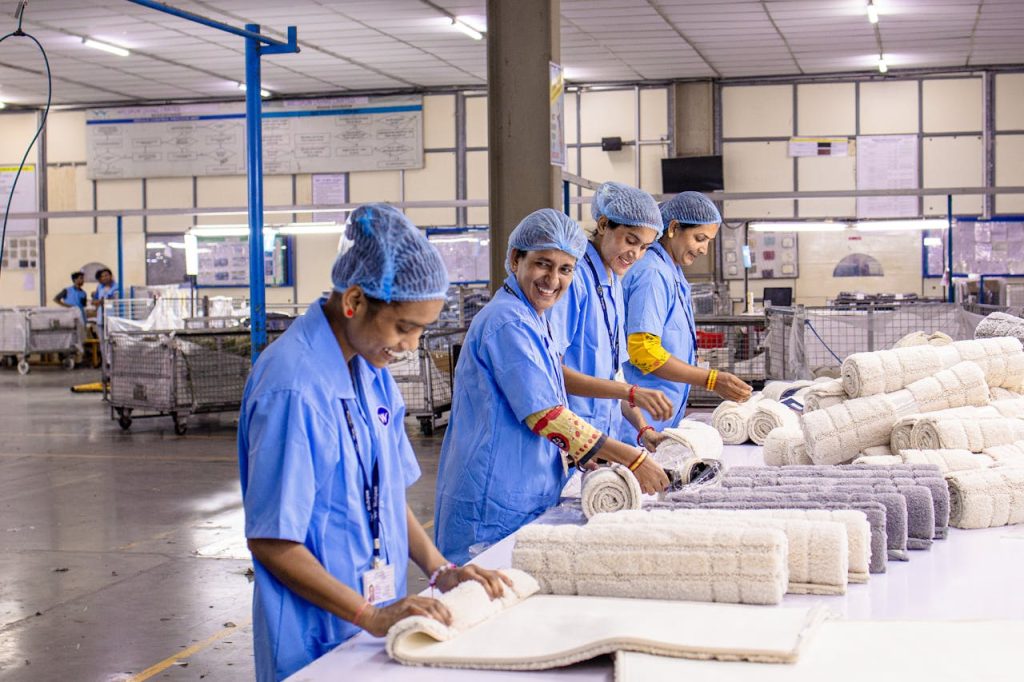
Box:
[974,311,1024,344]
[659,491,889,574]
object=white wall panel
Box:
[923,135,983,215]
[860,81,919,134]
[722,85,792,138]
[923,78,983,133]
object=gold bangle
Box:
[628,450,648,472]
[706,369,718,391]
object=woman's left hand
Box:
[641,429,668,453]
[435,564,512,599]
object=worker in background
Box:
[239,204,510,682]
[53,270,87,323]
[549,182,674,453]
[619,192,753,444]
[91,268,117,334]
[435,209,670,565]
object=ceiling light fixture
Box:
[866,1,879,24]
[82,38,130,57]
[877,56,888,74]
[238,82,270,98]
[450,17,483,40]
[855,219,948,232]
[749,221,849,233]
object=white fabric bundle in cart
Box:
[974,311,1024,344]
[748,400,801,445]
[841,337,1024,398]
[712,396,762,444]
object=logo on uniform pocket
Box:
[377,407,390,426]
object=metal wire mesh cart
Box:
[390,327,466,436]
[689,314,769,406]
[0,307,84,374]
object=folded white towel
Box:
[980,440,1024,467]
[803,378,846,413]
[842,338,1023,398]
[893,331,953,348]
[990,386,1023,401]
[910,415,1024,452]
[761,380,812,402]
[990,398,1024,419]
[762,427,811,466]
[581,464,642,519]
[851,454,904,466]
[664,419,724,460]
[712,396,761,445]
[897,449,994,473]
[946,467,1024,529]
[748,400,801,445]
[974,311,1024,344]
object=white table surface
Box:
[288,443,1024,682]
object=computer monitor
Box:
[661,155,724,193]
[762,287,793,307]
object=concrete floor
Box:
[0,365,445,681]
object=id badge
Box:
[362,564,397,605]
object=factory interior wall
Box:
[1,73,1021,309]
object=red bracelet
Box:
[636,425,655,446]
[628,384,638,408]
[353,600,372,628]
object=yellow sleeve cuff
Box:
[627,332,670,374]
[524,406,607,466]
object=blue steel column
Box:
[116,215,124,299]
[947,194,954,302]
[245,24,267,362]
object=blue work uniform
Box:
[238,299,420,682]
[548,241,628,435]
[60,286,88,323]
[92,282,117,329]
[618,242,696,442]
[435,275,569,565]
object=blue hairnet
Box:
[591,182,662,236]
[505,208,587,274]
[661,191,721,229]
[331,203,449,302]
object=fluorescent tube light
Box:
[456,16,486,33]
[749,222,848,233]
[276,223,346,235]
[146,241,167,249]
[184,234,199,276]
[878,57,888,74]
[83,38,130,57]
[923,237,943,247]
[238,82,270,98]
[450,18,483,40]
[0,102,6,110]
[866,2,879,24]
[855,219,948,232]
[191,225,278,238]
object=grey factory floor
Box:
[0,365,446,681]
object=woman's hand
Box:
[641,429,669,453]
[361,596,452,637]
[714,371,753,402]
[629,386,674,422]
[632,455,670,495]
[434,565,513,599]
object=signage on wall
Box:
[549,62,566,167]
[787,137,852,157]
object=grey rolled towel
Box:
[721,479,916,559]
[659,490,889,574]
[974,311,1024,344]
[729,464,950,540]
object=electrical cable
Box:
[0,1,52,278]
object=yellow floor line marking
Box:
[128,617,252,682]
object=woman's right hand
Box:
[632,455,670,495]
[628,386,674,422]
[361,596,452,637]
[714,371,753,402]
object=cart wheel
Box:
[418,417,434,436]
[17,360,29,375]
[172,414,188,436]
[62,357,76,371]
[117,409,132,430]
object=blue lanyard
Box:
[340,397,383,565]
[503,282,555,342]
[650,245,697,348]
[583,253,620,372]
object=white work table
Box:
[287,444,1024,681]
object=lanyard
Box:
[503,282,556,342]
[503,282,566,402]
[340,398,383,565]
[583,253,620,372]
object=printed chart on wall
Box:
[925,220,1024,276]
[856,135,918,218]
[85,95,423,179]
[0,164,40,271]
[720,223,798,280]
[196,234,290,287]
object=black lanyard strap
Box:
[341,398,383,564]
[583,253,620,372]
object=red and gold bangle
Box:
[353,600,372,628]
[706,369,719,391]
[628,449,648,472]
[628,384,638,408]
[636,425,655,446]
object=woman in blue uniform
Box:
[435,209,670,565]
[239,204,509,682]
[549,181,674,451]
[618,192,752,444]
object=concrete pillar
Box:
[672,81,714,157]
[486,0,561,290]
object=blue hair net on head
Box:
[331,203,449,302]
[505,208,587,274]
[591,181,663,236]
[660,191,721,229]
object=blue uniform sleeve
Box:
[546,274,584,357]
[241,389,338,542]
[624,265,673,338]
[484,319,565,422]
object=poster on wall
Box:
[0,165,40,271]
[788,137,851,157]
[549,62,566,167]
[855,135,918,218]
[311,173,348,224]
[721,224,798,280]
[85,95,424,179]
[925,220,1024,277]
[195,234,290,287]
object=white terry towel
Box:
[889,416,917,454]
[898,449,994,473]
[990,386,1023,401]
[511,520,790,606]
[712,396,761,445]
[748,400,801,445]
[981,440,1024,467]
[581,464,642,519]
[762,428,812,467]
[946,467,1024,529]
[893,331,953,348]
[841,337,1024,398]
[761,380,812,402]
[852,454,904,466]
[990,397,1024,419]
[803,379,846,413]
[910,415,1024,452]
[592,510,850,595]
[975,311,1024,344]
[665,419,724,460]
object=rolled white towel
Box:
[801,394,898,465]
[990,398,1024,419]
[981,440,1024,467]
[581,464,642,519]
[761,381,812,402]
[990,386,1023,401]
[862,445,892,457]
[900,361,991,414]
[712,396,761,445]
[889,416,916,454]
[803,379,845,413]
[946,467,1024,529]
[900,448,994,473]
[763,428,806,466]
[974,311,1024,344]
[665,419,724,460]
[748,400,801,445]
[910,415,1024,452]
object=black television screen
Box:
[661,155,724,193]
